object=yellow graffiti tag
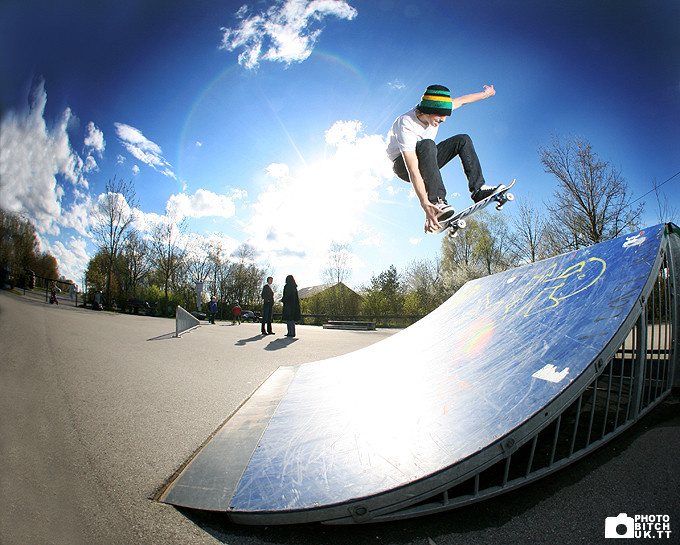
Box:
[517,257,607,317]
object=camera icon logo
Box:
[605,513,635,538]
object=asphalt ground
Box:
[1,289,678,545]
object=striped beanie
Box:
[419,85,452,116]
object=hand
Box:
[423,202,442,233]
[483,85,495,97]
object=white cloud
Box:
[387,79,405,90]
[114,122,176,179]
[266,162,289,179]
[230,188,248,201]
[358,233,383,247]
[60,189,95,237]
[83,121,105,155]
[185,231,241,262]
[385,183,408,196]
[43,236,91,283]
[132,208,164,234]
[166,189,237,220]
[84,155,98,173]
[325,119,361,145]
[0,80,89,236]
[244,119,393,284]
[220,0,358,69]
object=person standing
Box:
[232,301,242,325]
[281,275,301,337]
[208,296,218,324]
[93,290,102,310]
[261,276,275,335]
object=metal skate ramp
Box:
[159,223,679,525]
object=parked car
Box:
[241,310,260,322]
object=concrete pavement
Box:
[1,289,678,545]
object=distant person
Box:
[386,83,499,234]
[208,296,218,324]
[281,275,301,337]
[261,276,275,335]
[232,301,242,325]
[49,282,60,304]
[69,282,78,300]
[93,290,102,311]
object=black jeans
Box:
[392,134,485,204]
[261,301,273,333]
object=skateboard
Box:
[443,179,516,237]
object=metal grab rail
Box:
[175,305,200,338]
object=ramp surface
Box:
[160,224,673,523]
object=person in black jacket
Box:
[261,276,275,335]
[281,274,301,337]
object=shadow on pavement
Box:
[147,332,178,341]
[236,334,267,346]
[264,337,298,351]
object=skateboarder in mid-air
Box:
[386,84,500,233]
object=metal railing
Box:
[175,305,200,338]
[345,229,678,524]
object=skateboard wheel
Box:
[458,219,466,229]
[495,203,503,211]
[506,192,514,201]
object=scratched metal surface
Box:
[162,224,665,515]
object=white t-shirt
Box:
[385,106,439,161]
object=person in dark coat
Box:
[261,276,275,335]
[281,274,301,337]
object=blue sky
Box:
[1,0,679,289]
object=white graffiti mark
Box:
[532,364,570,383]
[623,232,646,249]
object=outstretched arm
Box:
[451,85,495,110]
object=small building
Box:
[298,282,363,318]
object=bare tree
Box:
[651,177,680,224]
[322,242,352,285]
[185,237,215,286]
[319,242,354,315]
[149,214,187,303]
[90,177,137,306]
[510,196,551,263]
[221,243,267,310]
[121,230,150,297]
[539,134,643,251]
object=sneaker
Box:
[472,185,502,203]
[426,199,455,234]
[434,198,455,222]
